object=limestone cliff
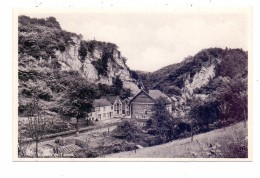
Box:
[18,15,141,95]
[54,35,140,94]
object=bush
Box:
[111,120,140,141]
[78,41,88,60]
[92,57,108,76]
[47,121,71,134]
[112,145,123,153]
[18,15,77,60]
[55,137,65,146]
[75,139,86,148]
[74,149,99,158]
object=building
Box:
[122,97,132,116]
[88,90,173,121]
[101,96,123,118]
[130,90,173,120]
[88,98,114,121]
[88,95,132,121]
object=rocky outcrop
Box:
[183,64,216,95]
[55,35,140,94]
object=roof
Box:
[130,90,155,103]
[93,98,111,107]
[100,95,119,104]
[148,90,172,103]
[128,97,133,101]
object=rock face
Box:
[183,63,216,95]
[54,35,140,94]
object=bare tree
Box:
[217,101,230,130]
[188,118,198,142]
[18,121,32,157]
[24,98,48,158]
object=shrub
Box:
[78,41,88,60]
[112,145,123,153]
[91,57,108,76]
[75,139,86,148]
[74,149,99,158]
[55,137,65,146]
[130,70,139,80]
[18,15,77,60]
[111,120,140,141]
[46,121,71,134]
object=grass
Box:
[106,121,248,158]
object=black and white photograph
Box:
[13,7,251,160]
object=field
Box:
[106,121,248,158]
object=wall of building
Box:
[122,100,130,116]
[113,98,123,117]
[89,105,114,121]
[131,103,154,119]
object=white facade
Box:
[89,105,114,121]
[88,96,124,121]
[112,97,123,117]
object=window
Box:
[96,107,100,112]
[103,107,106,111]
[103,113,106,118]
[107,113,110,118]
[111,105,113,110]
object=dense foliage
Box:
[111,120,140,141]
[146,97,177,142]
[137,48,247,96]
[18,15,77,60]
[58,77,98,131]
[18,15,134,118]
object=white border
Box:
[1,0,260,178]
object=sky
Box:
[22,9,250,72]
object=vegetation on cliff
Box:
[18,15,134,118]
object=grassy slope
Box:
[106,121,248,158]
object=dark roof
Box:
[128,97,134,101]
[130,90,155,103]
[100,96,119,104]
[148,90,172,103]
[93,99,111,107]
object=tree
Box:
[217,101,230,130]
[18,120,32,157]
[23,97,48,158]
[189,98,220,133]
[59,77,97,133]
[148,97,176,142]
[187,118,198,142]
[111,120,139,141]
[113,76,123,95]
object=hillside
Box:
[137,48,248,119]
[106,121,248,158]
[18,16,141,116]
[137,48,247,96]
